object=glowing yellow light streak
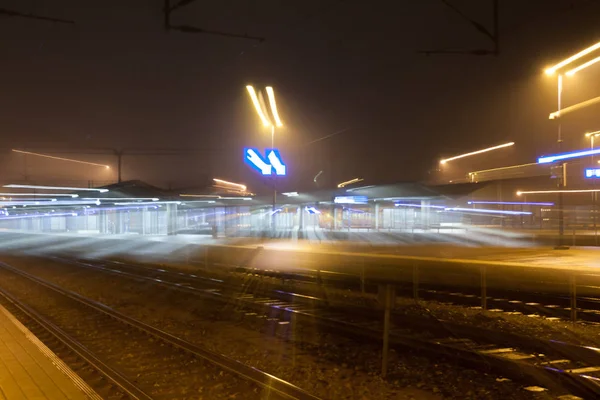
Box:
[246,85,271,127]
[337,178,364,188]
[517,189,600,196]
[213,178,247,191]
[440,142,514,165]
[549,95,600,119]
[180,194,221,198]
[12,149,110,169]
[469,162,537,176]
[266,86,283,127]
[585,130,600,137]
[545,41,600,75]
[566,55,600,76]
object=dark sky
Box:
[1,0,600,191]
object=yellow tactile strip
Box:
[0,302,100,399]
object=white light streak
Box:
[4,184,108,193]
[517,189,600,195]
[0,193,78,198]
[82,197,159,201]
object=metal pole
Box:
[481,265,487,310]
[557,75,565,247]
[381,284,392,378]
[116,151,123,183]
[413,264,419,301]
[570,274,577,323]
[271,125,276,232]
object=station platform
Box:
[0,303,98,400]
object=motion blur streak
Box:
[12,149,111,169]
[245,85,271,127]
[518,189,600,195]
[469,162,537,175]
[549,95,600,119]
[566,55,600,76]
[337,178,363,188]
[4,184,109,192]
[538,147,600,163]
[440,142,514,164]
[445,207,532,215]
[265,87,283,127]
[467,201,554,206]
[212,178,247,191]
[0,193,79,197]
[545,40,600,75]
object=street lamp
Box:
[544,41,600,247]
[245,85,284,231]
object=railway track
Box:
[0,261,320,400]
[33,254,600,399]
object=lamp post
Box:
[544,41,600,248]
[586,131,600,244]
[246,85,284,232]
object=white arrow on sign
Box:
[246,149,272,175]
[267,150,286,176]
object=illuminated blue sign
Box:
[334,196,368,204]
[585,168,600,178]
[244,148,286,176]
[538,148,600,164]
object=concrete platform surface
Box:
[0,303,98,400]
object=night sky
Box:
[1,0,600,192]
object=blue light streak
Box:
[445,207,532,215]
[538,147,600,164]
[394,203,445,209]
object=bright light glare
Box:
[4,184,108,192]
[0,193,78,198]
[12,149,111,169]
[545,41,600,75]
[538,147,600,164]
[213,178,247,192]
[246,85,271,127]
[517,189,600,195]
[282,192,299,197]
[265,86,283,127]
[337,178,364,188]
[440,142,514,164]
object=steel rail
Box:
[0,261,321,400]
